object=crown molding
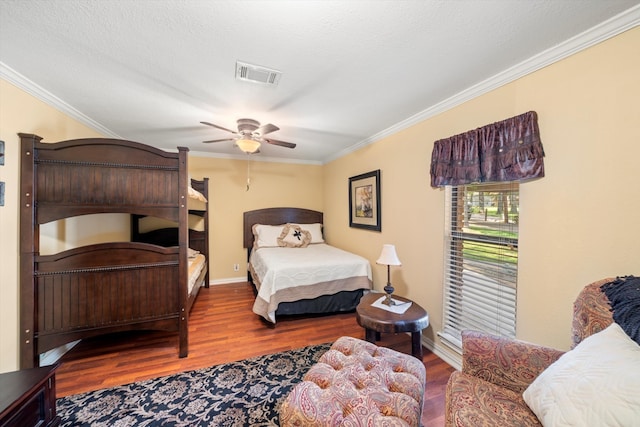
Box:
[324,4,640,164]
[188,148,322,165]
[0,62,121,138]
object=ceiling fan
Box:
[201,118,296,154]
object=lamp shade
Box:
[376,244,401,266]
[236,137,261,154]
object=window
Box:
[440,182,519,351]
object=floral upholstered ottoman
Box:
[280,336,426,426]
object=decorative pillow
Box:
[601,275,640,345]
[277,224,311,248]
[292,223,324,244]
[523,323,640,426]
[252,224,285,248]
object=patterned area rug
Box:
[57,343,331,426]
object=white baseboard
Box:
[209,277,247,286]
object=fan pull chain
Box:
[246,154,251,191]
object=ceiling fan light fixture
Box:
[201,118,295,152]
[236,137,261,154]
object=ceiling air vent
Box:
[236,61,281,86]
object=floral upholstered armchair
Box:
[445,277,640,426]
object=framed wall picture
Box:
[349,169,381,231]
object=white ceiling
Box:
[1,0,638,164]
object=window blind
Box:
[440,183,519,351]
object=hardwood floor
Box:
[56,282,455,426]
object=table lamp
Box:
[376,244,402,305]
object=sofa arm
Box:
[461,330,565,394]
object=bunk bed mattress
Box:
[189,253,207,293]
[250,244,372,323]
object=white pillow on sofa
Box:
[523,323,640,426]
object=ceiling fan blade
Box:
[203,138,235,143]
[200,121,237,134]
[257,123,279,136]
[265,138,296,149]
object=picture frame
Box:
[349,169,381,231]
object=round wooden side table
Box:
[356,292,429,359]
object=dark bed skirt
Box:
[274,289,366,317]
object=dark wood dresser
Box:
[0,364,60,427]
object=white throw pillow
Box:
[292,223,324,243]
[523,323,640,426]
[252,224,285,248]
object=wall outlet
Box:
[233,263,240,272]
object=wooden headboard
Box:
[243,207,323,249]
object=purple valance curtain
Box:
[430,111,545,187]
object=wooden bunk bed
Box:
[243,207,372,323]
[19,133,209,368]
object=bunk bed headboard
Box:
[20,133,189,224]
[243,207,323,249]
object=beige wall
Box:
[324,27,640,357]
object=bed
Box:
[243,207,372,323]
[19,133,209,368]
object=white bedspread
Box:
[250,244,372,322]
